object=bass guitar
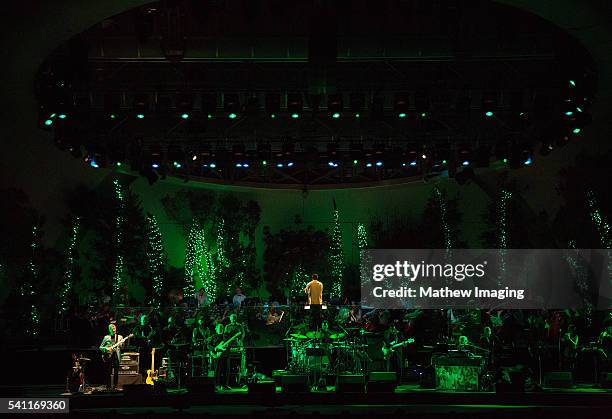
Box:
[146,348,157,385]
[382,338,415,360]
[101,334,133,361]
[211,332,242,359]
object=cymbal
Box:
[290,333,308,339]
[329,333,346,339]
[306,331,323,339]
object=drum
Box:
[305,344,329,372]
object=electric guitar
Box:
[145,348,157,385]
[211,332,242,359]
[101,334,133,361]
[382,338,415,359]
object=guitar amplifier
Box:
[119,352,140,375]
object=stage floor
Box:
[2,383,611,417]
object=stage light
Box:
[420,112,427,118]
[110,113,117,120]
[462,160,470,166]
[44,119,53,126]
[366,163,373,168]
[137,113,145,119]
[376,161,383,167]
[565,111,573,116]
[287,162,294,167]
[266,93,280,118]
[569,80,576,87]
[276,163,283,168]
[271,114,276,119]
[192,154,197,161]
[133,94,149,119]
[503,158,508,163]
[210,163,217,168]
[482,91,497,117]
[58,113,67,119]
[89,159,99,168]
[409,160,417,167]
[181,113,189,119]
[173,161,182,168]
[572,128,581,134]
[224,93,241,119]
[394,92,409,118]
[328,161,338,167]
[353,159,358,165]
[485,111,493,117]
[442,159,447,165]
[116,162,122,167]
[262,160,267,166]
[421,154,427,159]
[328,94,343,118]
[152,163,160,169]
[287,92,303,119]
[576,106,583,113]
[355,113,360,118]
[207,114,213,119]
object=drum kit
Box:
[284,326,371,376]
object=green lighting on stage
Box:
[398,112,407,118]
[228,112,237,119]
[353,159,358,165]
[355,113,360,118]
[565,111,573,116]
[573,128,581,134]
[291,113,299,119]
[116,162,122,167]
[110,113,117,119]
[332,112,340,119]
[442,159,447,165]
[58,113,67,119]
[329,208,345,299]
[503,158,508,163]
[207,114,213,119]
[271,113,276,119]
[576,107,583,113]
[181,113,189,119]
[49,113,56,118]
[262,160,267,166]
[485,111,493,117]
[421,112,427,118]
[136,113,145,119]
[44,119,53,126]
[569,80,576,87]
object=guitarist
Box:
[99,323,125,391]
[221,314,246,389]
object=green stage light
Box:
[572,128,581,134]
[207,114,213,119]
[565,111,573,116]
[136,113,145,119]
[49,113,56,118]
[291,113,299,119]
[44,119,53,126]
[110,113,117,119]
[355,113,360,118]
[271,113,276,119]
[353,159,358,165]
[569,80,576,87]
[262,160,267,166]
[398,112,407,118]
[116,162,122,167]
[503,158,508,163]
[576,107,583,113]
[485,111,494,117]
[421,112,427,118]
[332,112,340,119]
[181,113,189,119]
[442,159,447,165]
[58,113,67,119]
[228,112,237,119]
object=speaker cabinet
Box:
[544,372,573,388]
[367,371,397,393]
[336,374,365,394]
[118,374,142,390]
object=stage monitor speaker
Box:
[248,380,276,395]
[336,374,365,394]
[367,371,397,393]
[280,374,309,393]
[544,372,573,388]
[186,376,215,394]
[599,373,612,388]
[122,384,153,397]
[118,374,142,390]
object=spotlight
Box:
[485,111,493,117]
[349,93,364,118]
[266,93,280,118]
[328,161,339,167]
[415,89,430,116]
[482,91,497,117]
[328,94,343,118]
[133,94,148,119]
[175,92,192,118]
[394,92,409,118]
[224,93,241,119]
[201,93,217,119]
[287,93,303,119]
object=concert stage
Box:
[3,383,611,417]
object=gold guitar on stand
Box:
[146,348,157,385]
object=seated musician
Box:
[265,305,284,326]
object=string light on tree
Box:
[291,265,309,296]
[145,214,165,307]
[329,203,345,299]
[111,179,126,302]
[23,225,41,338]
[184,221,204,298]
[59,216,80,314]
[203,245,218,300]
[497,189,512,287]
[216,218,228,267]
[433,187,453,250]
